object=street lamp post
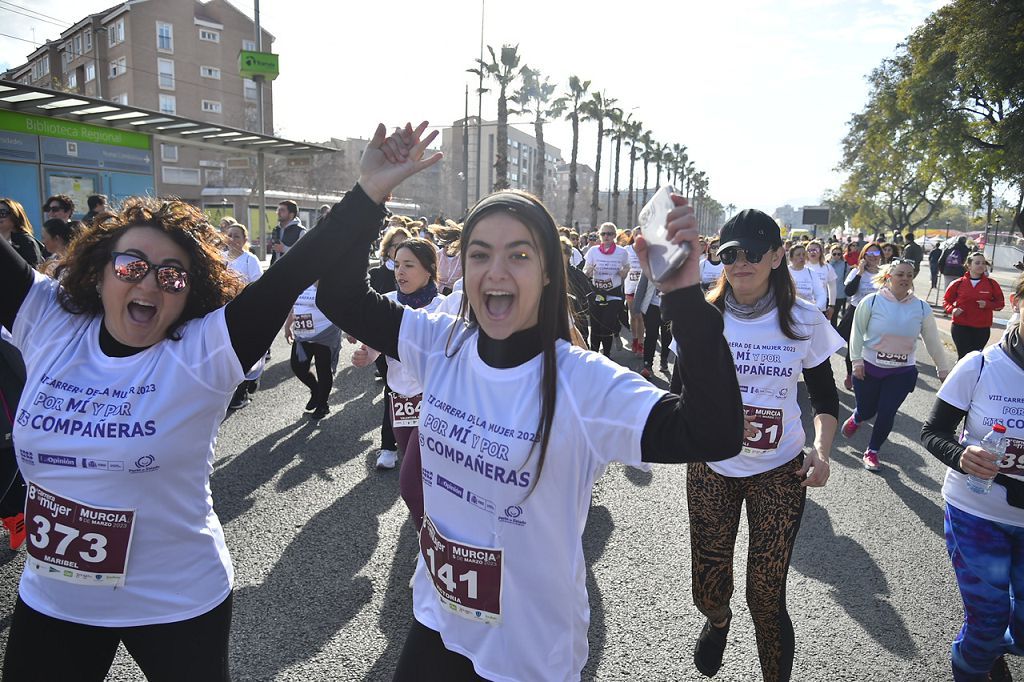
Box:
[992,216,1001,269]
[945,219,950,242]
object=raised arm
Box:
[0,237,35,332]
[633,195,743,463]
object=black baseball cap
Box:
[718,209,783,253]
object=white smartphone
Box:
[638,185,691,283]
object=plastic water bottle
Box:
[966,424,1009,494]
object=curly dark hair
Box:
[57,197,244,340]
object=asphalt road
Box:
[0,306,1020,681]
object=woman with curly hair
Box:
[0,125,433,680]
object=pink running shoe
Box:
[841,415,859,438]
[863,450,880,472]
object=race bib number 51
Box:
[419,514,502,625]
[742,405,784,456]
[25,482,136,587]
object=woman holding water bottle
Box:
[921,273,1024,682]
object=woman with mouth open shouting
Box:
[0,125,422,680]
[315,122,744,681]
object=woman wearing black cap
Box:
[315,122,743,681]
[674,209,843,682]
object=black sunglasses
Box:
[110,252,190,293]
[720,246,770,265]
[45,205,65,213]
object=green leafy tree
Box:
[582,90,618,228]
[469,44,524,191]
[516,67,561,200]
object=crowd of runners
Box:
[0,122,1023,681]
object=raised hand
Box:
[357,121,443,204]
[633,194,700,293]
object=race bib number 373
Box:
[25,482,136,587]
[419,514,503,625]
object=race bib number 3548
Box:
[24,482,136,587]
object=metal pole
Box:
[475,0,484,201]
[254,0,268,261]
[993,217,1001,269]
[462,85,469,215]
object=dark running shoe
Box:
[228,385,250,410]
[310,404,329,420]
[694,618,729,677]
[246,378,259,395]
[304,395,318,414]
[990,655,1012,682]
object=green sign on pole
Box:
[239,50,280,80]
[0,110,150,149]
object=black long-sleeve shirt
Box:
[921,399,969,474]
[0,185,384,371]
[315,207,744,464]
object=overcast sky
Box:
[2,0,947,214]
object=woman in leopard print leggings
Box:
[672,210,842,681]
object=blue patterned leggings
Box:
[944,503,1024,681]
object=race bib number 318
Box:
[24,482,136,587]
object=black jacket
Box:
[9,231,43,268]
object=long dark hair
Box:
[449,190,571,495]
[707,247,808,341]
[394,237,438,282]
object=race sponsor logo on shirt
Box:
[466,490,496,515]
[19,449,34,466]
[128,454,160,474]
[38,453,75,467]
[437,474,464,499]
[498,504,526,527]
[81,458,125,472]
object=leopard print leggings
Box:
[687,455,806,682]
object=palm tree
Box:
[555,75,591,227]
[654,143,671,191]
[469,44,524,191]
[606,109,630,227]
[581,91,617,228]
[683,160,696,199]
[639,130,655,206]
[515,67,560,200]
[671,143,688,190]
[624,119,643,227]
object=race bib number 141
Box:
[419,514,503,625]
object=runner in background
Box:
[829,244,850,329]
[921,274,1024,682]
[805,240,837,321]
[633,272,673,378]
[285,282,341,421]
[0,333,26,551]
[700,236,724,292]
[224,224,264,409]
[678,209,842,682]
[314,121,743,682]
[562,236,594,343]
[943,252,1005,359]
[432,222,462,295]
[623,227,645,356]
[838,242,882,389]
[844,259,952,471]
[584,222,630,357]
[788,242,827,312]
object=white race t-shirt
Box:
[711,300,845,477]
[227,251,263,285]
[291,284,333,341]
[12,271,242,626]
[700,259,724,287]
[584,245,629,292]
[805,262,837,307]
[790,267,827,311]
[381,290,446,396]
[398,309,663,682]
[937,345,1024,527]
[845,268,879,307]
[623,245,642,295]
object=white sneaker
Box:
[376,449,398,469]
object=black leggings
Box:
[378,356,397,450]
[290,341,333,409]
[642,303,672,367]
[2,593,232,681]
[393,620,484,681]
[836,303,857,376]
[688,458,806,682]
[590,298,624,357]
[950,323,991,360]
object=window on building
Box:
[156,22,174,52]
[162,167,201,186]
[67,71,77,88]
[31,59,49,80]
[109,56,126,78]
[243,78,257,101]
[201,99,222,114]
[84,30,92,52]
[73,35,82,56]
[159,94,176,115]
[85,62,95,82]
[157,58,175,89]
[242,39,256,51]
[108,18,125,46]
[62,50,71,67]
[200,65,221,79]
[110,93,128,105]
[199,29,220,43]
[204,167,224,186]
[160,143,178,162]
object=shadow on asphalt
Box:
[365,520,419,680]
[791,499,919,658]
[625,466,654,487]
[581,504,614,680]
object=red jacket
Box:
[943,274,1005,328]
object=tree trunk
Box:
[590,120,604,228]
[533,114,546,200]
[567,111,579,227]
[642,159,650,206]
[495,86,509,191]
[655,160,662,191]
[612,137,622,227]
[627,148,637,228]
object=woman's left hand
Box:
[797,447,830,487]
[358,121,443,204]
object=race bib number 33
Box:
[419,514,502,625]
[25,482,136,587]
